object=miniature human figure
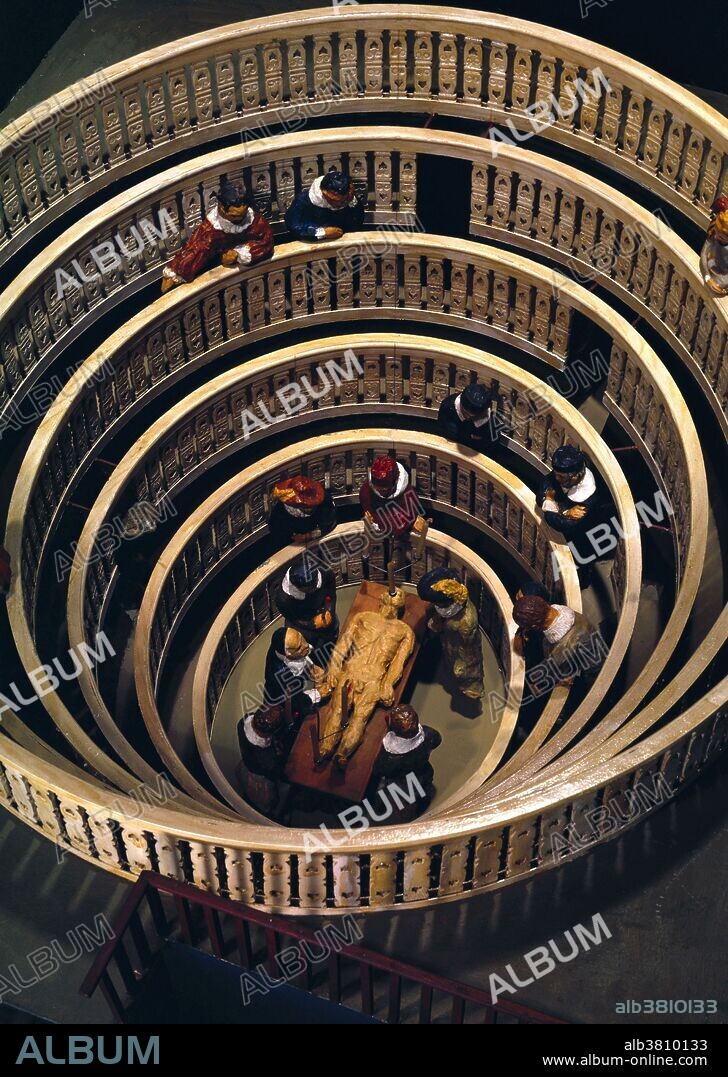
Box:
[317,587,415,768]
[0,546,11,599]
[512,579,551,662]
[359,455,427,545]
[263,627,327,725]
[512,595,603,687]
[161,181,273,292]
[284,171,365,242]
[268,476,336,547]
[273,554,338,659]
[417,568,484,700]
[536,445,605,587]
[437,382,499,451]
[700,198,728,297]
[370,704,442,823]
[236,704,291,815]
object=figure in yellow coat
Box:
[317,588,414,768]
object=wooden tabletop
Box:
[284,580,430,802]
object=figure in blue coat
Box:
[285,171,365,241]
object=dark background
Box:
[0,0,724,115]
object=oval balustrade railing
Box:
[7,232,700,638]
[191,524,523,817]
[1,6,726,264]
[64,338,620,788]
[108,431,583,799]
[0,665,724,911]
[3,128,727,436]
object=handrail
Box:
[1,6,726,263]
[79,870,566,1022]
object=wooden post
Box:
[387,558,396,595]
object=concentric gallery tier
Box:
[0,6,725,914]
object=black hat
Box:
[461,383,491,416]
[215,181,251,209]
[552,445,585,473]
[289,553,321,593]
[517,579,550,601]
[417,567,464,606]
[321,171,352,196]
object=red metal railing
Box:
[79,871,565,1024]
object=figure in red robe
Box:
[161,181,274,293]
[359,455,427,540]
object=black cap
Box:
[461,383,491,415]
[215,181,250,209]
[289,554,321,593]
[416,567,460,605]
[552,445,585,473]
[321,171,352,196]
[517,579,550,601]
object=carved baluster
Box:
[600,79,623,147]
[5,767,38,826]
[369,851,398,907]
[331,855,360,908]
[462,36,483,102]
[35,132,63,205]
[298,852,327,909]
[14,150,42,221]
[650,255,670,317]
[692,306,714,370]
[511,47,532,111]
[239,47,260,112]
[487,41,508,108]
[299,154,318,191]
[398,152,416,220]
[408,357,427,407]
[532,290,552,351]
[402,845,431,903]
[413,31,433,98]
[263,43,283,109]
[514,176,536,235]
[512,283,531,341]
[491,168,512,229]
[262,851,291,910]
[0,163,24,240]
[274,158,295,216]
[58,798,93,857]
[665,273,687,333]
[642,105,666,174]
[437,33,457,101]
[191,61,214,128]
[245,275,266,329]
[578,69,603,138]
[290,265,309,319]
[380,253,397,308]
[337,32,359,98]
[312,34,333,100]
[471,268,489,320]
[373,151,393,214]
[449,261,468,316]
[439,838,470,897]
[661,117,685,185]
[358,249,377,307]
[535,182,557,244]
[556,61,579,129]
[490,271,510,330]
[555,191,576,250]
[167,67,192,137]
[697,147,722,212]
[425,259,444,311]
[622,91,645,160]
[401,255,420,310]
[310,257,331,313]
[249,162,272,218]
[215,54,237,120]
[470,162,488,229]
[613,220,639,288]
[364,32,384,97]
[388,30,407,98]
[121,86,146,157]
[472,830,501,890]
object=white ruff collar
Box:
[282,570,322,600]
[454,393,490,428]
[283,504,309,518]
[372,462,409,499]
[563,467,596,504]
[308,177,330,209]
[206,205,255,234]
[243,713,271,748]
[275,653,311,675]
[437,601,465,619]
[382,725,425,754]
[544,605,576,643]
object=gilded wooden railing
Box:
[1,6,726,264]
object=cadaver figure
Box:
[317,588,415,768]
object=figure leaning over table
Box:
[161,181,274,293]
[358,455,428,576]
